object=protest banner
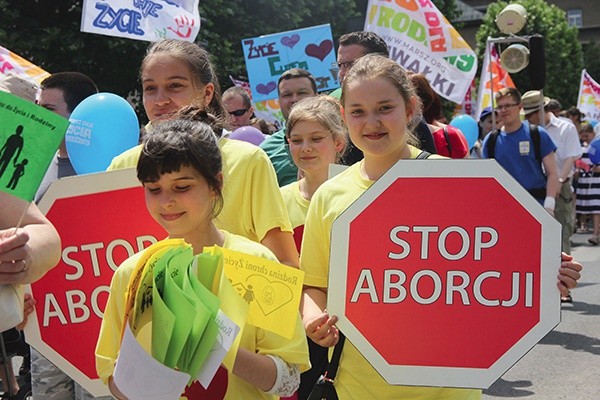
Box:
[242,24,337,103]
[0,45,50,84]
[328,159,561,389]
[364,0,477,103]
[0,91,68,201]
[473,41,515,121]
[81,0,200,42]
[577,69,600,121]
[26,169,167,396]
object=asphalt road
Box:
[482,231,600,400]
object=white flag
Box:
[81,0,200,43]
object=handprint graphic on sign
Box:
[168,15,195,39]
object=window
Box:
[567,9,582,28]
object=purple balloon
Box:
[230,126,266,146]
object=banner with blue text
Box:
[81,0,200,42]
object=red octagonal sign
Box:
[328,159,561,389]
[25,169,166,397]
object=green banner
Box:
[0,91,68,201]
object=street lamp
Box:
[487,3,546,128]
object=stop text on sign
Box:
[350,225,533,308]
[43,235,158,327]
[388,225,498,261]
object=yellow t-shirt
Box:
[280,181,309,253]
[107,138,292,242]
[96,232,309,400]
[300,146,481,400]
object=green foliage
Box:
[582,41,600,83]
[475,0,583,107]
[432,0,459,21]
[0,0,359,122]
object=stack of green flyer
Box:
[127,239,230,382]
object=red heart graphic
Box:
[305,40,333,62]
[181,366,228,399]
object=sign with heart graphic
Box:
[255,81,277,95]
[281,34,300,49]
[242,23,338,102]
[305,40,333,62]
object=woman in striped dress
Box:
[575,124,600,245]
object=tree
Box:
[582,41,600,83]
[0,0,359,121]
[475,0,583,107]
[199,0,359,89]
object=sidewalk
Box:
[483,230,600,400]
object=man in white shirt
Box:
[523,90,582,254]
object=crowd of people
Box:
[0,28,591,400]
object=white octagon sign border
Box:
[328,159,561,389]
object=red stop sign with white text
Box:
[26,169,166,397]
[328,159,561,389]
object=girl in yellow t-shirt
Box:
[96,110,309,399]
[107,39,299,268]
[299,54,481,400]
[280,95,346,253]
[279,95,346,399]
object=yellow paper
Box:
[204,247,248,370]
[219,247,304,339]
[123,239,186,340]
[131,246,173,334]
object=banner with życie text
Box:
[81,0,200,42]
[364,0,477,103]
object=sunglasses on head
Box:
[228,108,249,117]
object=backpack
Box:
[485,124,547,201]
[486,124,542,161]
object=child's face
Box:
[341,76,413,161]
[143,165,216,240]
[288,120,344,174]
[142,54,213,122]
[580,130,594,144]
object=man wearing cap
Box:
[523,90,582,254]
[471,107,499,158]
[482,87,559,216]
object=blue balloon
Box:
[66,93,139,174]
[449,114,478,149]
[589,136,600,165]
[588,120,598,128]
